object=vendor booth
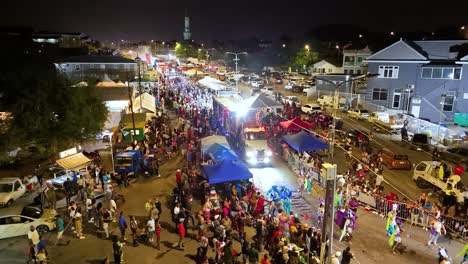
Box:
[201,160,253,184]
[283,131,329,152]
[279,117,315,131]
[201,135,231,153]
[204,143,238,162]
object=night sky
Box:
[3,0,467,41]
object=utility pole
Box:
[320,163,337,264]
[126,73,136,142]
[437,91,446,144]
[226,52,247,93]
[135,56,143,113]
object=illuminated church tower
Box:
[183,10,191,40]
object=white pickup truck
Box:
[413,161,468,204]
[369,112,404,134]
[0,177,28,207]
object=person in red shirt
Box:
[454,164,465,176]
[177,221,185,249]
[176,169,182,188]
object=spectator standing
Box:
[118,211,128,239]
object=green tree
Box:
[0,48,108,164]
[290,49,319,72]
[174,42,197,58]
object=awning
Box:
[204,143,238,162]
[279,117,315,131]
[282,131,329,152]
[56,153,91,170]
[201,160,253,184]
[201,135,231,153]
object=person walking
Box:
[247,243,259,264]
[147,217,155,243]
[155,220,161,250]
[55,214,65,245]
[28,225,40,250]
[428,219,446,246]
[341,246,354,264]
[113,236,123,264]
[176,220,186,249]
[74,207,85,239]
[130,216,138,247]
[331,251,341,264]
[102,209,112,239]
[455,243,468,264]
[118,211,128,240]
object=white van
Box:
[317,95,346,107]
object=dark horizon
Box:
[3,0,467,42]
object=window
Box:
[432,68,442,78]
[344,56,354,62]
[74,64,80,71]
[372,88,388,101]
[378,66,399,79]
[13,181,20,191]
[421,67,462,80]
[422,68,432,78]
[392,90,401,108]
[349,69,354,74]
[442,93,455,112]
[356,57,363,63]
[328,69,333,73]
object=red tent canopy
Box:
[279,117,315,131]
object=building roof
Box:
[313,59,341,68]
[367,39,468,62]
[58,55,136,64]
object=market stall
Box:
[201,160,253,184]
[204,143,238,162]
[282,131,329,152]
[279,117,315,131]
[201,135,231,153]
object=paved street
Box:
[0,78,465,264]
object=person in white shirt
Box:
[147,218,155,242]
[428,220,446,246]
[28,226,40,247]
[110,199,117,221]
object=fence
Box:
[354,191,468,240]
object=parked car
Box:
[348,108,370,120]
[282,96,301,106]
[408,133,430,151]
[303,86,315,97]
[292,85,304,93]
[275,77,283,84]
[261,86,274,96]
[439,146,468,166]
[301,104,322,114]
[379,148,412,170]
[251,79,264,88]
[0,206,56,239]
[284,83,293,91]
[0,178,27,207]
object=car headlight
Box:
[248,158,257,164]
[266,150,273,156]
[246,151,255,157]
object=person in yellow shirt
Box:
[439,164,445,181]
[455,243,468,264]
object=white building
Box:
[310,60,343,75]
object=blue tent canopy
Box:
[204,143,238,162]
[282,131,329,152]
[201,160,253,184]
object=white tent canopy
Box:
[133,92,155,113]
[198,76,226,91]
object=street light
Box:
[226,51,247,92]
[282,43,286,48]
[314,72,378,264]
[305,44,310,51]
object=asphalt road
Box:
[0,76,465,264]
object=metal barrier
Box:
[355,192,468,240]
